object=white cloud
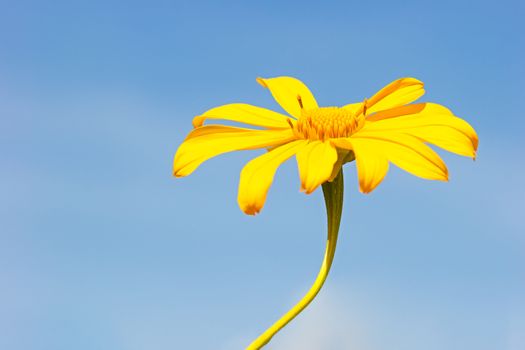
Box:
[271,288,368,350]
[231,280,519,350]
[231,286,370,350]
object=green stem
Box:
[246,170,344,349]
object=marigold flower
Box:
[172,76,478,349]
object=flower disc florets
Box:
[294,107,365,141]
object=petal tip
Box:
[241,204,261,216]
[304,188,315,195]
[359,185,373,194]
[403,77,424,86]
[192,116,204,128]
[173,166,188,177]
[256,77,268,88]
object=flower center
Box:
[294,107,364,141]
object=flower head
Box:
[172,76,479,349]
[173,76,478,215]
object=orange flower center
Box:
[294,107,364,141]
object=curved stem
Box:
[246,171,344,350]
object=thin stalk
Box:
[246,171,344,349]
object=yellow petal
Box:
[296,141,338,194]
[366,102,452,122]
[351,133,449,181]
[408,126,477,158]
[360,104,478,158]
[238,140,308,215]
[173,126,296,177]
[192,103,294,129]
[256,76,318,118]
[331,138,389,193]
[365,77,425,115]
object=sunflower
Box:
[172,76,478,349]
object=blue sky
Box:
[1,0,524,349]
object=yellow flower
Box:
[172,76,478,349]
[173,76,478,215]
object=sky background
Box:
[1,0,524,349]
